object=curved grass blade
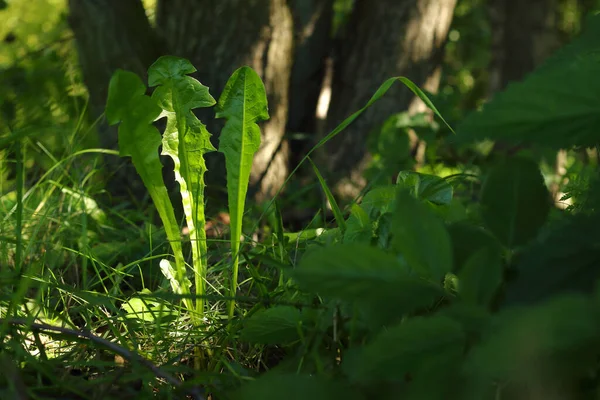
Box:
[215,66,269,319]
[254,76,454,232]
[308,157,346,233]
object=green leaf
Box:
[480,158,549,248]
[239,306,303,345]
[457,16,600,149]
[149,55,216,316]
[106,69,192,312]
[397,171,454,205]
[503,212,600,306]
[448,223,501,274]
[392,189,453,281]
[458,247,503,307]
[360,185,397,220]
[343,204,372,244]
[230,373,364,400]
[216,66,269,319]
[293,244,444,316]
[159,259,191,296]
[121,289,176,323]
[342,316,465,384]
[309,157,346,233]
[466,294,600,386]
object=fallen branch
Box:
[0,318,205,400]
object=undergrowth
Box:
[3,12,600,400]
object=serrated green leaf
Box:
[106,69,192,312]
[342,316,465,384]
[149,55,216,316]
[392,190,453,281]
[216,66,269,319]
[457,16,600,149]
[293,244,444,317]
[230,373,365,400]
[147,56,197,87]
[239,306,303,345]
[397,171,454,205]
[503,212,600,307]
[458,247,503,307]
[466,294,600,386]
[480,158,549,248]
[343,204,372,243]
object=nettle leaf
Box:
[293,244,444,317]
[397,171,454,205]
[392,189,453,281]
[149,55,216,314]
[216,66,269,318]
[230,373,365,400]
[457,15,600,148]
[106,70,192,311]
[343,204,373,244]
[239,306,303,345]
[503,212,600,306]
[342,316,465,384]
[458,247,503,307]
[480,158,549,248]
[466,294,600,386]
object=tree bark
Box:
[488,0,560,93]
[156,0,294,203]
[68,0,164,201]
[322,0,457,199]
[287,0,334,165]
[488,0,567,207]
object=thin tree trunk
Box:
[156,0,294,203]
[287,0,334,166]
[488,0,567,207]
[488,0,560,93]
[322,0,457,199]
[68,0,163,201]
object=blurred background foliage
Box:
[1,0,599,219]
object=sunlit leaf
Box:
[149,55,216,315]
[216,66,269,319]
[105,69,193,311]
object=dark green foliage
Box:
[480,158,550,248]
[7,5,600,399]
[392,190,453,281]
[457,14,600,149]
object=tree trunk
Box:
[287,0,334,165]
[322,0,457,199]
[488,0,567,207]
[156,0,294,203]
[68,0,164,201]
[488,0,560,93]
